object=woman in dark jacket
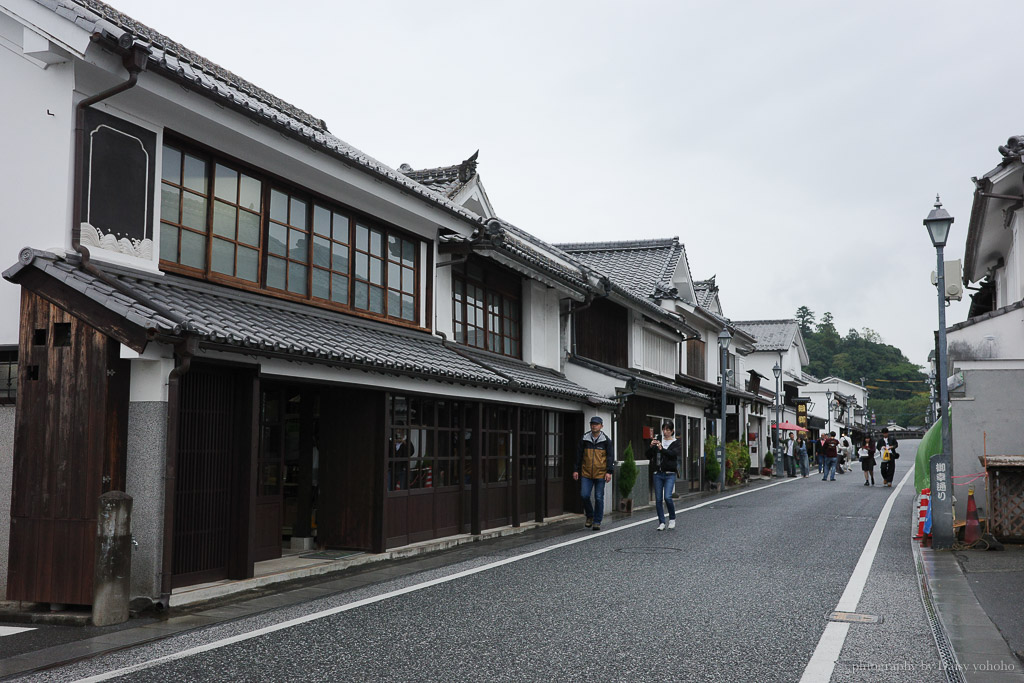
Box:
[647,421,682,530]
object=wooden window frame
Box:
[158,135,422,328]
[452,260,522,358]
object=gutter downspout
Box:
[159,334,197,607]
[70,37,191,331]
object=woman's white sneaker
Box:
[656,523,666,531]
[668,519,676,529]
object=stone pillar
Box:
[92,491,133,626]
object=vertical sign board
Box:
[796,402,808,429]
[930,453,954,549]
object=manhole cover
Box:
[827,611,883,624]
[615,547,683,555]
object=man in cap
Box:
[574,416,614,531]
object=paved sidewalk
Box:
[916,541,1024,682]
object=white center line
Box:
[0,626,35,636]
[799,466,914,683]
[74,476,801,682]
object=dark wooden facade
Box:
[575,298,628,368]
[7,291,130,605]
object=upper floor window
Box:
[685,338,706,380]
[452,260,521,358]
[159,141,419,325]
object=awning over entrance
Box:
[3,249,608,405]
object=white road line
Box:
[0,625,36,636]
[799,466,915,683]
[75,476,801,683]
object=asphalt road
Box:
[13,443,944,683]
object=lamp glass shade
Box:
[717,328,732,350]
[772,362,781,379]
[924,198,954,247]
[825,390,832,401]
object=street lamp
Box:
[925,195,954,548]
[773,362,782,477]
[718,328,731,491]
[825,389,833,436]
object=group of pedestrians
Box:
[573,417,903,534]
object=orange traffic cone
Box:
[915,488,930,540]
[964,487,981,545]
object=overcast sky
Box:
[111,0,1023,368]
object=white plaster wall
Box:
[0,404,13,599]
[522,281,560,370]
[0,39,75,346]
[948,306,1024,361]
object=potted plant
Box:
[617,441,638,513]
[762,451,774,477]
[704,435,721,490]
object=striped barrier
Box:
[915,488,930,541]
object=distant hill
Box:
[796,306,930,428]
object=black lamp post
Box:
[825,389,833,436]
[718,328,731,491]
[772,362,782,477]
[925,195,954,548]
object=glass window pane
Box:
[370,229,383,256]
[333,212,349,242]
[313,236,331,267]
[159,223,178,262]
[313,205,331,236]
[214,164,238,202]
[181,230,206,269]
[288,262,307,295]
[237,246,258,282]
[354,281,368,309]
[388,235,401,260]
[182,192,206,231]
[388,290,400,317]
[183,154,206,193]
[370,258,383,285]
[290,197,307,229]
[238,174,261,211]
[355,253,368,280]
[388,262,400,288]
[402,267,415,294]
[211,238,234,275]
[402,295,414,321]
[403,240,415,266]
[161,147,181,183]
[332,242,349,273]
[288,229,307,262]
[238,210,260,246]
[160,185,180,223]
[270,189,288,223]
[213,200,236,238]
[355,224,368,251]
[267,256,286,290]
[331,274,348,304]
[369,285,384,313]
[312,267,329,299]
[268,223,287,256]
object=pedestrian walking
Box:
[785,432,796,477]
[876,427,899,487]
[817,432,827,474]
[858,437,876,486]
[573,416,614,530]
[647,421,680,530]
[837,431,852,474]
[821,432,840,481]
[797,435,809,477]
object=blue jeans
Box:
[580,477,606,525]
[653,472,677,524]
[800,453,809,477]
[823,457,837,480]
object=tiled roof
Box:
[693,277,717,310]
[463,350,615,406]
[569,356,712,404]
[43,0,482,228]
[732,319,800,352]
[3,250,604,404]
[556,238,682,302]
[399,152,478,200]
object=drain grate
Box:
[917,558,967,683]
[614,547,682,555]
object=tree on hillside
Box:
[795,306,815,334]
